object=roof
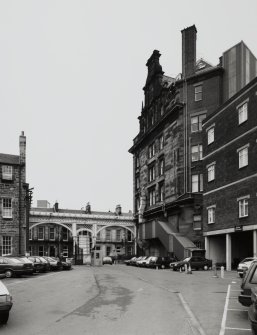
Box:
[0,153,20,165]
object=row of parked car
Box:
[0,255,73,325]
[125,255,213,270]
[0,255,72,279]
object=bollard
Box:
[184,264,187,274]
[187,263,192,274]
[156,265,158,270]
[221,266,224,279]
[179,267,182,273]
[212,264,218,278]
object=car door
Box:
[0,257,5,274]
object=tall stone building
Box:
[129,25,257,259]
[0,132,30,256]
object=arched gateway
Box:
[29,204,136,264]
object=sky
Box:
[0,0,257,213]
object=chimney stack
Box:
[85,202,91,214]
[54,201,59,212]
[115,204,122,216]
[181,25,197,78]
[19,131,26,166]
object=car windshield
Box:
[39,257,47,263]
[242,258,255,263]
[19,257,32,263]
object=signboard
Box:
[235,225,243,232]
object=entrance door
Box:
[49,246,56,257]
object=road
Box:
[0,265,251,335]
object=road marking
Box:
[219,284,231,335]
[225,327,251,331]
[227,308,248,312]
[177,292,206,335]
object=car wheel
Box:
[5,270,13,278]
[0,311,9,324]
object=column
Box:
[72,223,77,257]
[205,236,210,259]
[226,233,232,271]
[253,230,257,258]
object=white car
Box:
[0,280,12,324]
[237,257,257,278]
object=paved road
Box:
[0,265,251,335]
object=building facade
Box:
[29,202,135,264]
[129,25,257,260]
[203,77,257,270]
[0,132,30,256]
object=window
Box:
[106,230,111,241]
[106,246,111,256]
[193,215,202,230]
[195,85,202,101]
[2,166,13,180]
[191,174,203,193]
[62,246,68,258]
[238,102,248,124]
[148,165,155,182]
[159,159,164,176]
[207,127,214,145]
[38,227,45,240]
[135,156,140,168]
[159,183,165,202]
[149,188,156,206]
[116,230,121,241]
[191,145,203,161]
[148,143,155,158]
[207,164,215,182]
[2,236,12,255]
[136,197,140,212]
[191,114,206,132]
[238,146,248,168]
[159,135,164,150]
[63,228,68,241]
[207,206,216,224]
[49,228,55,240]
[127,246,133,255]
[2,198,12,218]
[238,197,249,218]
[127,230,132,242]
[38,245,44,256]
[136,176,140,189]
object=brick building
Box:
[0,132,30,256]
[129,25,257,260]
[203,77,257,270]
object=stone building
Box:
[203,77,257,270]
[129,25,257,259]
[0,132,30,256]
[29,202,135,264]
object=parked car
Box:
[136,256,149,267]
[170,256,212,271]
[148,256,176,269]
[248,287,257,335]
[0,256,34,278]
[60,259,72,270]
[6,256,34,275]
[28,256,49,273]
[142,256,157,268]
[237,257,257,278]
[43,257,63,271]
[239,260,257,307]
[0,280,12,324]
[102,256,113,265]
[124,257,137,266]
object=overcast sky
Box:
[0,0,256,212]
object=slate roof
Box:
[0,153,20,165]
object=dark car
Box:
[248,287,257,335]
[7,256,34,275]
[149,257,177,269]
[239,260,257,307]
[43,257,63,271]
[170,256,212,271]
[0,256,34,278]
[28,256,49,273]
[0,280,13,324]
[61,259,72,270]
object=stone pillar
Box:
[205,236,210,259]
[226,233,232,271]
[253,230,257,258]
[72,223,77,257]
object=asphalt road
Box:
[0,265,250,335]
